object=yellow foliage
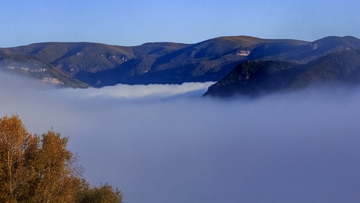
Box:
[0,115,122,203]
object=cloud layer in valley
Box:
[1,72,360,203]
[63,82,215,99]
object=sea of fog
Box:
[1,71,360,203]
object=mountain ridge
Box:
[1,35,360,88]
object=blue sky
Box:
[1,0,359,47]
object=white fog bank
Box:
[1,72,360,203]
[78,82,215,98]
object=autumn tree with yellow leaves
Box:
[0,115,123,203]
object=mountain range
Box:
[1,35,360,96]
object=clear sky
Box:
[1,0,359,47]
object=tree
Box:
[28,130,84,203]
[0,115,123,203]
[76,183,123,203]
[0,115,33,202]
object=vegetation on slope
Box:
[204,49,360,98]
[0,51,88,88]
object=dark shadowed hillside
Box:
[204,49,360,98]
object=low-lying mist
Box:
[1,71,360,203]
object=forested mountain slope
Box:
[204,49,360,98]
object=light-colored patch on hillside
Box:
[39,78,64,85]
[236,49,250,56]
[7,66,46,72]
